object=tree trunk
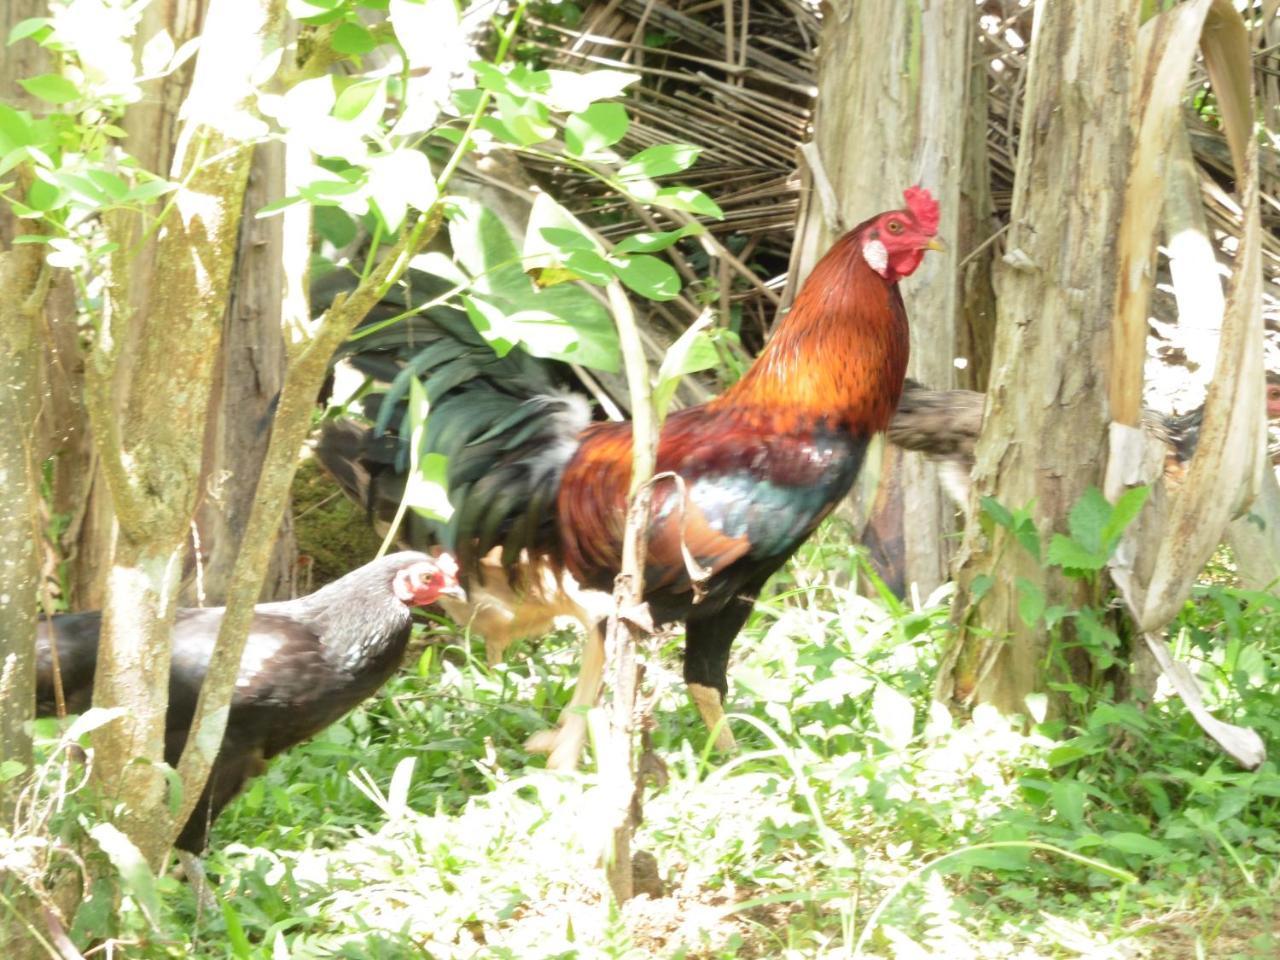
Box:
[790,0,977,597]
[939,2,1138,715]
[191,138,296,605]
[87,0,285,866]
[0,241,44,810]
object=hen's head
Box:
[861,185,942,283]
[392,552,464,606]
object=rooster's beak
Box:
[439,582,467,602]
[926,237,946,253]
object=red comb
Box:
[903,185,939,234]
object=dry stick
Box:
[601,280,658,905]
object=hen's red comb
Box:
[903,185,939,234]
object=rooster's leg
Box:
[683,580,765,751]
[525,620,606,770]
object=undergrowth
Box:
[7,524,1280,959]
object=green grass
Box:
[10,527,1280,958]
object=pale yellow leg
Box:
[688,682,737,751]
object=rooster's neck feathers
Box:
[712,223,910,435]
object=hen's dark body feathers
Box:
[36,552,449,852]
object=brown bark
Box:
[87,0,286,865]
[940,2,1139,715]
[791,0,977,597]
[0,239,45,808]
[191,139,296,605]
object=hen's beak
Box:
[439,581,468,602]
[926,237,946,253]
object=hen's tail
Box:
[313,269,595,581]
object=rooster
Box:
[318,187,942,768]
[36,552,463,855]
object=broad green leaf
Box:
[448,197,520,279]
[1067,486,1112,554]
[462,295,518,356]
[333,77,385,122]
[0,106,35,151]
[1051,780,1086,831]
[652,186,723,219]
[539,227,597,254]
[543,68,637,112]
[406,455,454,522]
[315,206,357,247]
[1100,485,1150,548]
[408,250,469,287]
[523,191,602,269]
[611,253,681,301]
[614,223,704,255]
[1014,576,1045,627]
[124,178,176,204]
[563,250,613,285]
[8,17,52,45]
[564,102,629,157]
[653,313,716,417]
[1104,831,1169,859]
[969,573,995,603]
[619,143,701,179]
[88,823,162,929]
[64,707,125,742]
[494,92,554,145]
[1046,534,1105,575]
[19,74,80,105]
[332,21,377,55]
[472,61,514,95]
[25,177,64,212]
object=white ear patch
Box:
[862,238,889,276]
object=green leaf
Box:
[539,227,597,254]
[462,295,517,356]
[493,92,554,145]
[1067,486,1112,555]
[18,74,80,105]
[0,105,35,152]
[611,253,681,301]
[448,197,520,278]
[523,192,602,268]
[1051,780,1086,831]
[651,186,723,219]
[333,77,385,122]
[542,68,637,112]
[614,222,704,255]
[980,497,1015,531]
[653,314,717,417]
[1015,576,1044,627]
[88,823,162,929]
[619,143,701,179]
[124,178,177,204]
[564,102,629,157]
[1101,485,1150,548]
[1046,534,1106,575]
[315,206,357,247]
[969,573,994,603]
[8,17,52,45]
[1104,831,1169,859]
[563,250,613,285]
[0,759,27,782]
[332,21,377,55]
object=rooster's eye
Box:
[886,220,904,235]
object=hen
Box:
[36,552,462,853]
[318,187,941,767]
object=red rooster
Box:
[36,552,463,854]
[318,187,941,767]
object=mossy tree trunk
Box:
[86,0,286,867]
[789,0,978,597]
[939,2,1139,715]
